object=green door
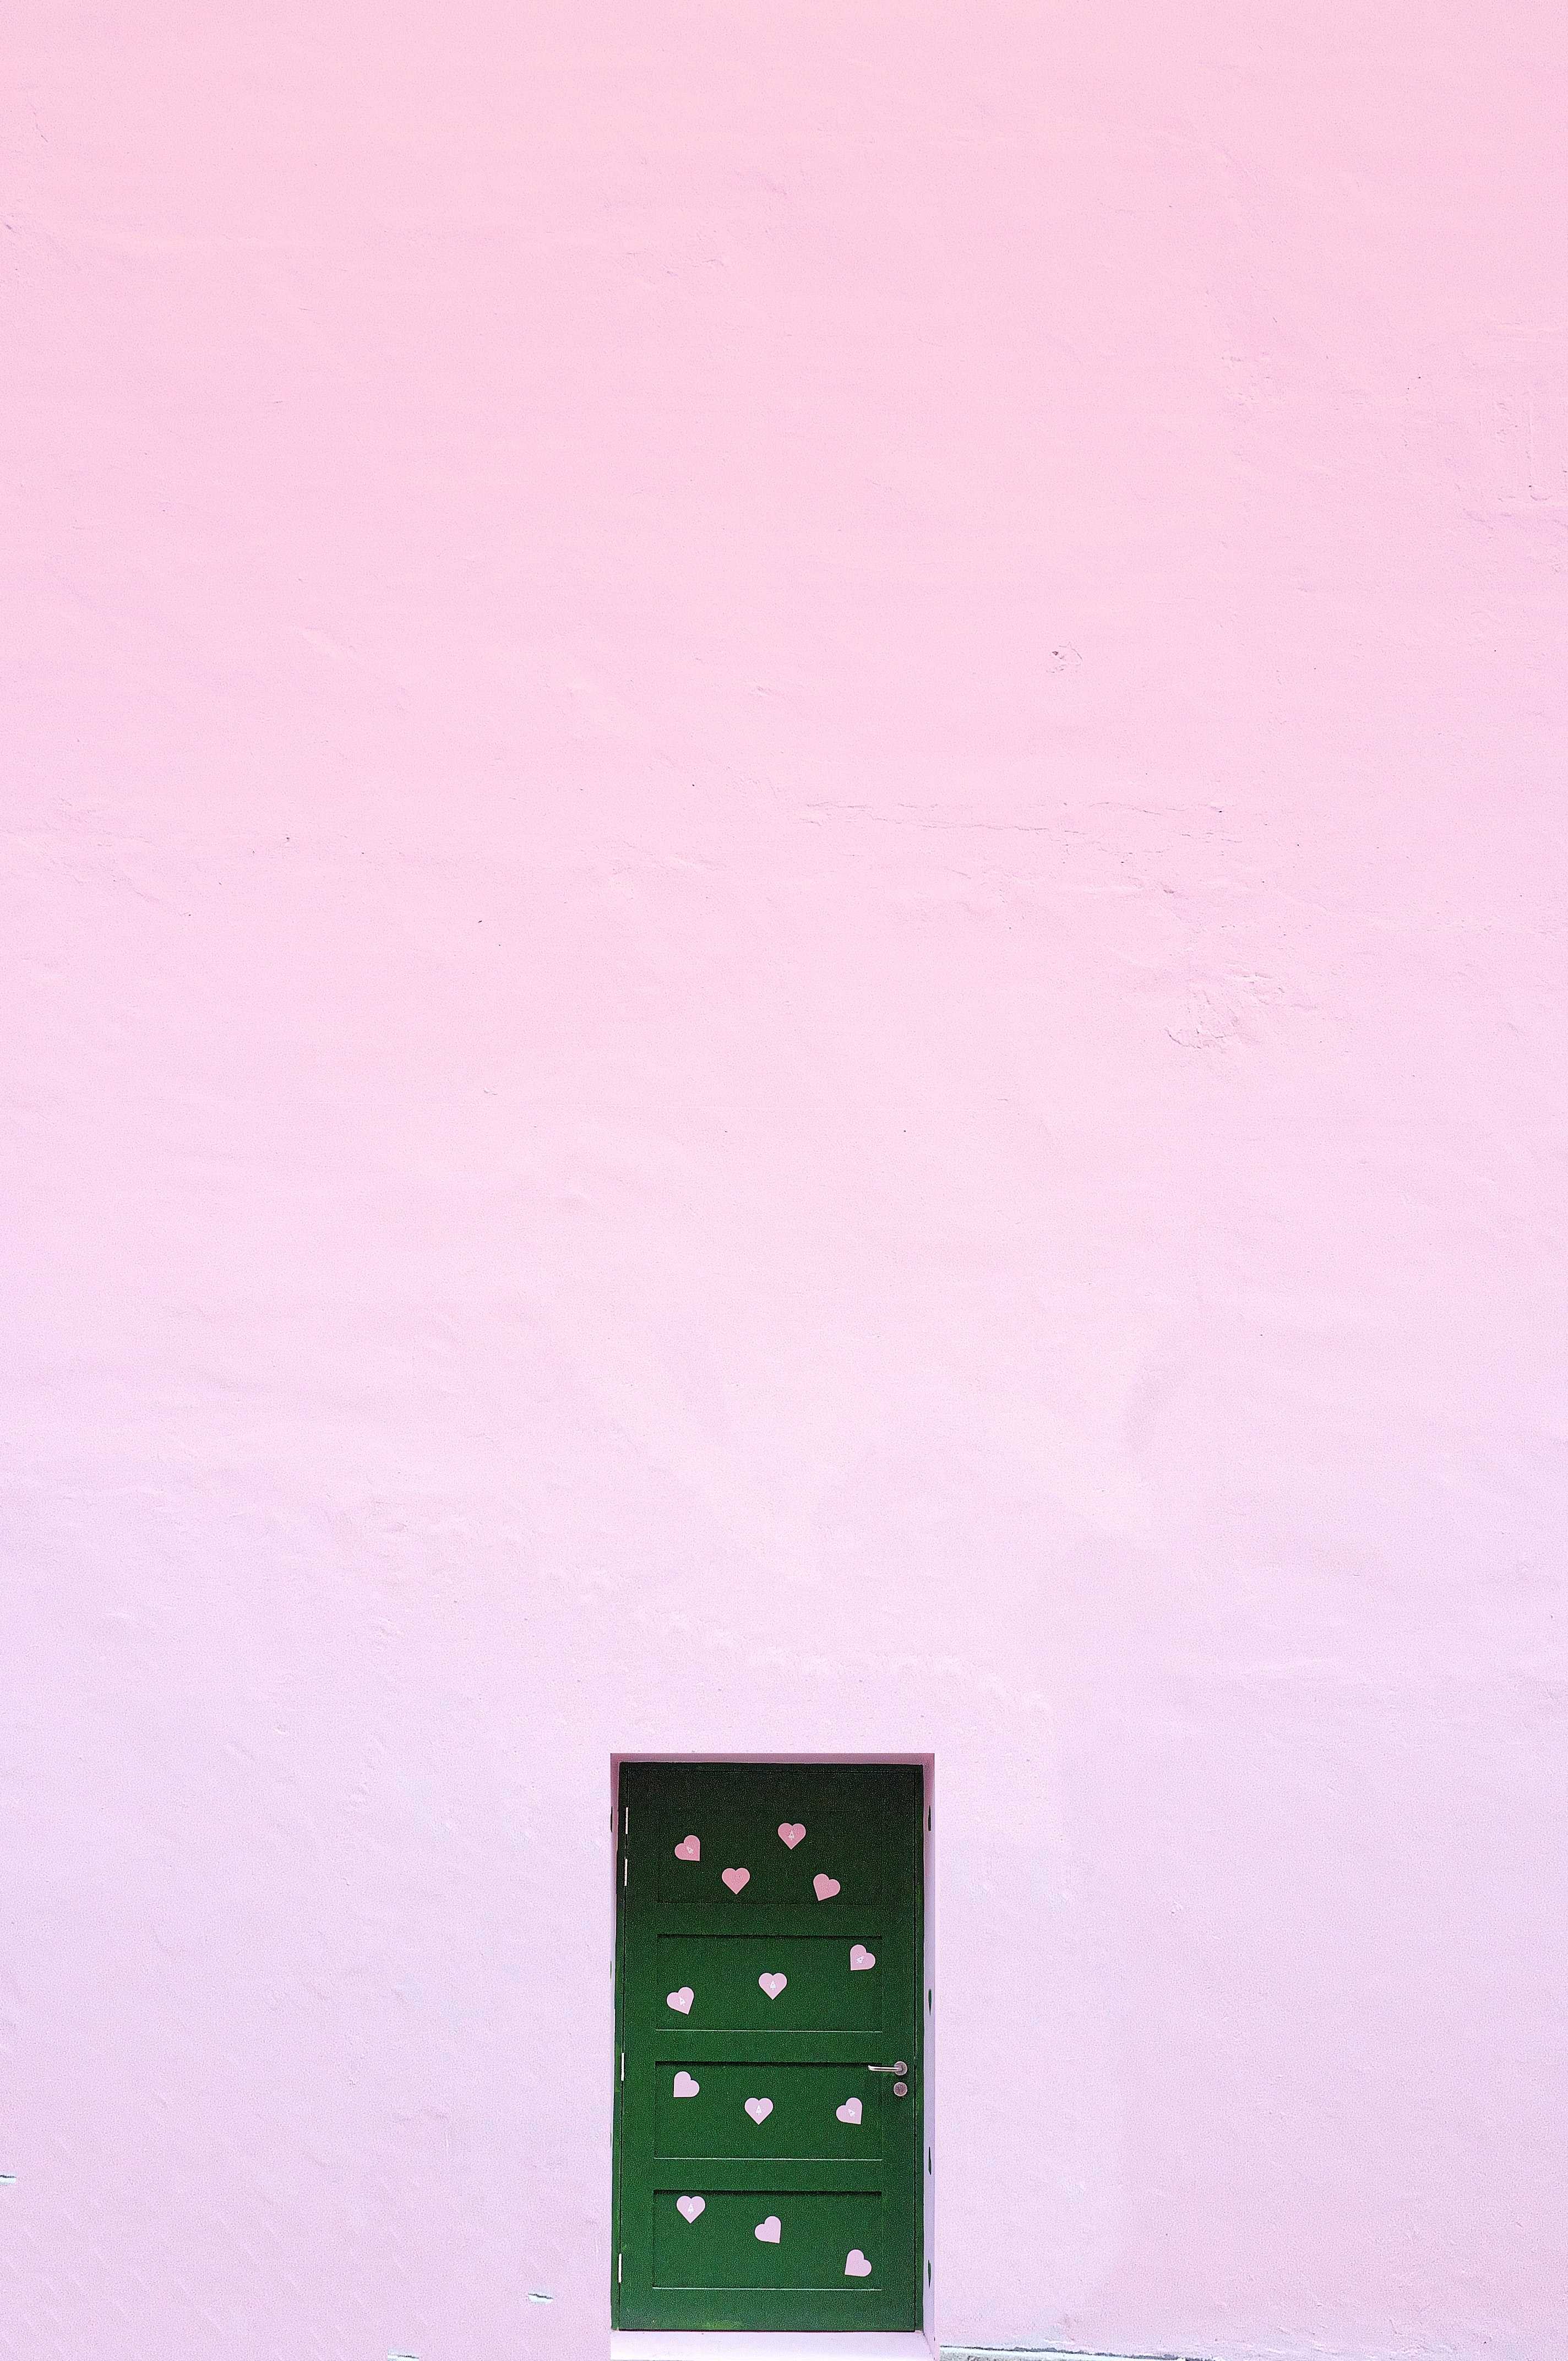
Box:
[613,1761,925,2333]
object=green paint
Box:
[613,1762,924,2332]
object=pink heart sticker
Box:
[666,1985,694,2014]
[754,2215,782,2244]
[813,1873,840,1901]
[758,1971,787,1999]
[844,2247,872,2277]
[848,1944,875,1972]
[836,2096,862,2124]
[721,1866,750,1894]
[674,1835,700,1862]
[777,1822,806,1848]
[672,2071,699,2097]
[676,2195,705,2224]
[744,2096,773,2124]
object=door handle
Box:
[865,2061,908,2074]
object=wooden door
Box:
[613,1761,925,2332]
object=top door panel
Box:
[656,1794,884,1908]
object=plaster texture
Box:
[3,6,1566,2360]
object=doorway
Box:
[612,1761,926,2335]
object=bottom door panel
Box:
[653,2189,886,2290]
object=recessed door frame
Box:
[608,1754,936,2359]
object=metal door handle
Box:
[865,2061,908,2074]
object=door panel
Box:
[651,2189,886,2290]
[614,1762,924,2333]
[654,1804,886,1908]
[654,2061,886,2161]
[653,1934,887,2032]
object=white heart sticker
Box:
[676,2194,705,2224]
[721,1866,750,1894]
[672,2071,700,2098]
[836,2096,862,2124]
[744,2096,774,2124]
[674,1835,701,1862]
[758,1971,787,1999]
[849,1944,875,1972]
[777,1822,806,1849]
[754,2215,782,2244]
[666,1985,694,2014]
[844,2248,872,2277]
[813,1873,840,1901]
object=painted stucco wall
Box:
[4,6,1566,2358]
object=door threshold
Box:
[611,2335,933,2360]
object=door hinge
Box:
[617,2253,623,2285]
[620,2050,625,2082]
[623,1856,628,1886]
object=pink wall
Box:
[4,6,1566,2358]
